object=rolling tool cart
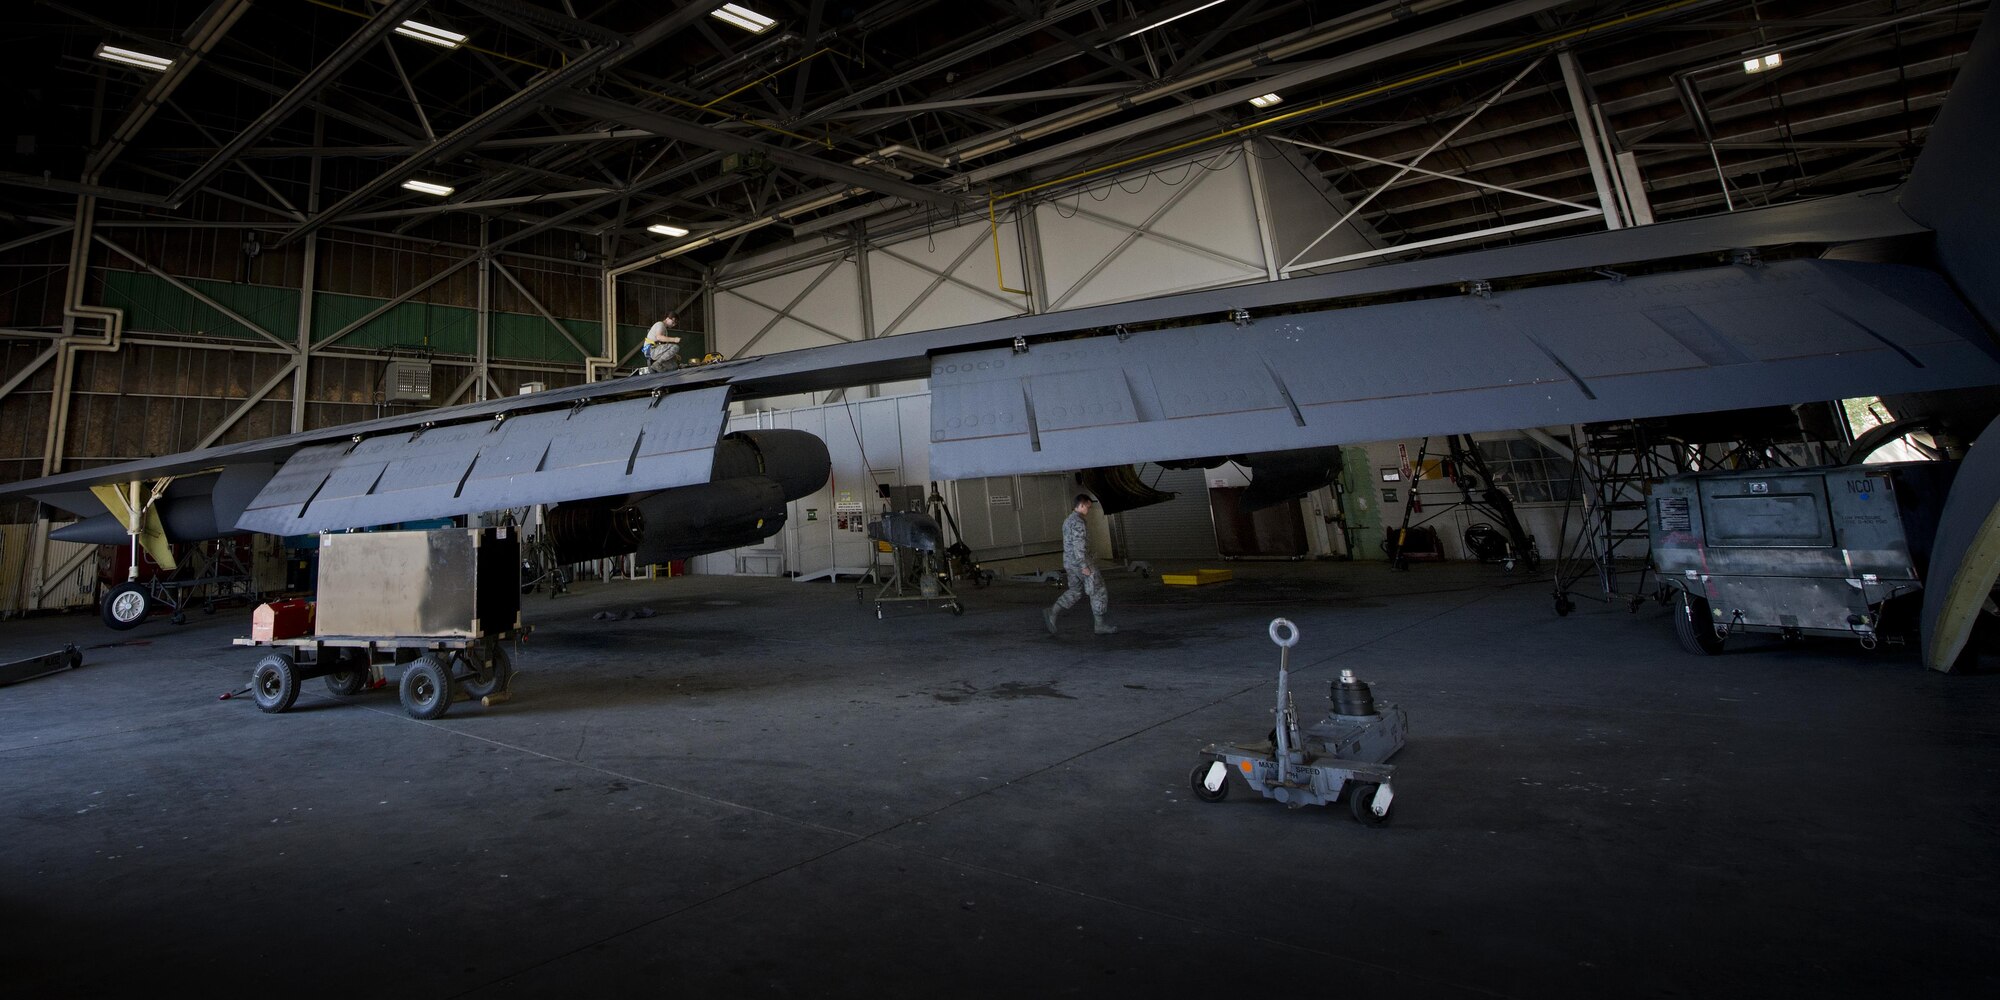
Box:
[232,527,524,719]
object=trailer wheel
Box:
[323,649,369,697]
[1672,591,1726,655]
[400,654,453,720]
[1349,783,1391,826]
[1189,761,1230,802]
[101,583,151,631]
[251,653,300,714]
[461,647,512,700]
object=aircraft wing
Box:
[3,188,1994,519]
[8,20,2000,531]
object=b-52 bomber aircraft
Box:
[6,16,2000,671]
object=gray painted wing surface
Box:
[237,387,729,535]
[929,260,2000,479]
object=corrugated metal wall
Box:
[0,221,690,525]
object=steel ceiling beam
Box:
[165,0,428,205]
[545,91,960,210]
[273,39,628,248]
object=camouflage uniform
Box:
[1046,508,1113,633]
[643,337,680,372]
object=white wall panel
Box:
[714,256,863,358]
[869,218,1030,337]
[1252,138,1386,274]
[1035,149,1268,309]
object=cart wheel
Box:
[101,583,151,631]
[1349,783,1391,826]
[875,606,884,620]
[251,652,300,714]
[1553,594,1573,617]
[1672,590,1726,656]
[400,653,453,720]
[323,649,369,697]
[1189,761,1230,803]
[949,602,963,617]
[461,646,512,700]
[169,611,188,626]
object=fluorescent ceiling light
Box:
[710,4,776,34]
[395,20,467,49]
[400,179,455,197]
[1742,52,1782,74]
[95,43,173,72]
[1121,0,1227,39]
[1248,93,1283,109]
[647,223,690,238]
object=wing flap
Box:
[930,259,2000,479]
[236,387,730,535]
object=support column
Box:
[292,113,322,432]
[854,236,878,399]
[1016,203,1048,315]
[476,219,491,402]
[1243,140,1283,282]
[1558,49,1624,231]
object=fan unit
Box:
[382,360,432,402]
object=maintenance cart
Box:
[1190,618,1407,824]
[232,526,524,719]
[232,631,518,719]
[860,509,964,619]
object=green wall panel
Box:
[97,271,690,365]
[100,271,300,343]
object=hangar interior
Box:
[1,1,1997,996]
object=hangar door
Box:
[1115,465,1218,560]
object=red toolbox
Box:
[251,599,314,641]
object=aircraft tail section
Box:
[1899,14,2000,335]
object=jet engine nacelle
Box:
[542,429,829,566]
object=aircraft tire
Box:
[101,583,151,631]
[1673,590,1726,656]
[400,653,453,720]
[252,653,300,714]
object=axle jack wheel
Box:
[400,654,454,720]
[1189,761,1230,803]
[251,653,300,714]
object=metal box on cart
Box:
[316,527,522,638]
[1649,461,1957,651]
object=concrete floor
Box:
[2,561,1995,998]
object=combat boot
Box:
[1093,614,1118,635]
[1043,606,1060,635]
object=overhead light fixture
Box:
[710,4,776,34]
[647,223,689,238]
[1121,0,1227,39]
[400,179,455,197]
[395,20,467,49]
[1248,93,1283,109]
[95,43,174,72]
[1742,52,1782,74]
